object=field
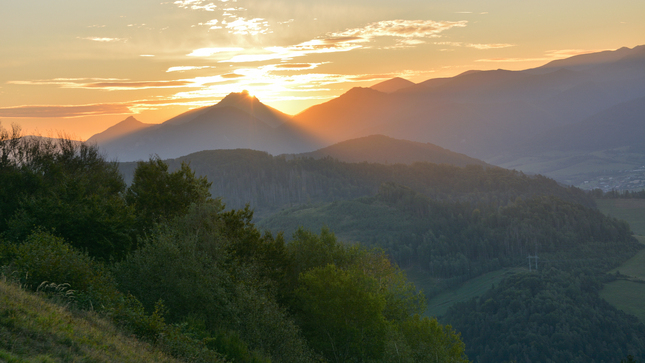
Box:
[423,268,522,317]
[601,234,645,322]
[596,199,645,235]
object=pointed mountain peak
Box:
[86,115,152,144]
[370,77,415,93]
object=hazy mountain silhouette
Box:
[370,77,415,93]
[293,134,488,167]
[293,45,645,167]
[93,91,323,161]
[86,116,153,145]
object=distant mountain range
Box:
[91,45,645,187]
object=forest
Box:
[0,126,468,363]
[3,124,645,362]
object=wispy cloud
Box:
[435,41,515,49]
[174,0,217,11]
[224,17,271,35]
[0,104,132,118]
[166,66,213,72]
[9,78,193,91]
[329,19,468,40]
[78,37,126,42]
[187,47,244,57]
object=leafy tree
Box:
[0,126,135,260]
[125,156,212,234]
[295,264,389,362]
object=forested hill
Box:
[259,182,639,293]
[118,149,594,216]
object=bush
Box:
[5,230,119,309]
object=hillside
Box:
[0,279,180,363]
[293,134,488,167]
[119,149,594,217]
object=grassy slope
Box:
[596,197,645,322]
[600,235,645,322]
[596,199,645,235]
[0,279,180,363]
[423,268,523,318]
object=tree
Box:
[125,156,212,234]
[1,126,135,260]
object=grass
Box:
[0,278,181,363]
[600,280,645,323]
[424,268,522,318]
[595,199,645,236]
[601,235,645,323]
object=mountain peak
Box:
[86,115,151,144]
[370,77,415,93]
[218,90,257,107]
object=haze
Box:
[1,0,643,140]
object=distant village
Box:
[577,166,645,192]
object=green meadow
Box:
[596,199,645,236]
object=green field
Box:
[596,199,645,236]
[424,268,522,317]
[601,233,645,322]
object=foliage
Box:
[0,278,183,363]
[442,269,645,363]
[4,230,119,310]
[287,228,468,363]
[0,125,135,260]
[125,156,211,234]
[118,149,595,217]
[115,201,315,363]
[261,182,640,296]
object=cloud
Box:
[187,47,244,57]
[222,38,362,63]
[272,63,320,70]
[166,66,213,72]
[0,104,132,118]
[329,19,468,40]
[84,80,193,90]
[467,43,515,50]
[434,42,515,49]
[9,78,193,91]
[174,0,217,11]
[78,37,127,42]
[224,17,271,35]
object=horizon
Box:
[1,0,644,140]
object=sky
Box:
[1,0,643,140]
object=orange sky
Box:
[1,0,643,140]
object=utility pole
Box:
[528,255,538,271]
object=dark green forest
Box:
[259,182,639,294]
[0,126,468,363]
[119,149,595,217]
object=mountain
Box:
[370,77,415,93]
[292,45,645,185]
[86,116,153,145]
[294,134,488,167]
[92,91,322,161]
